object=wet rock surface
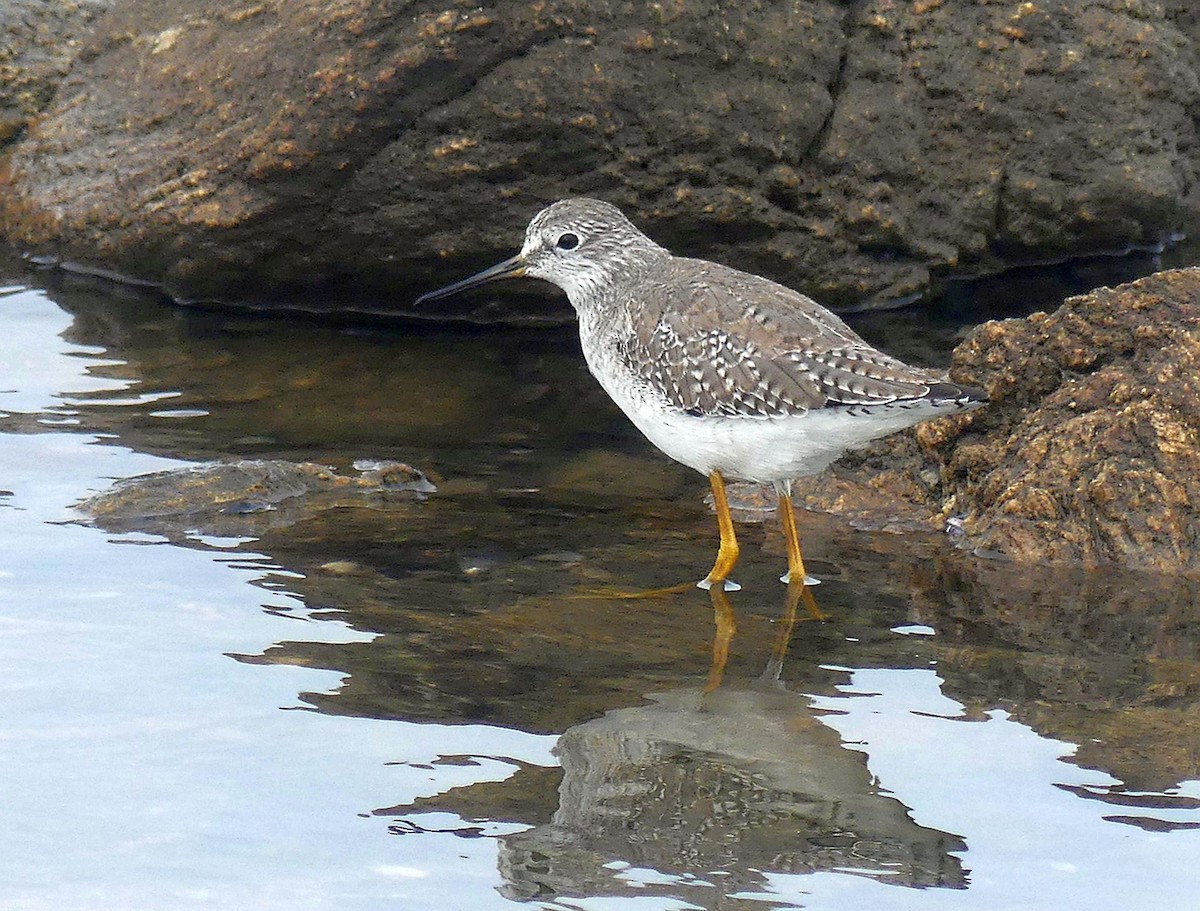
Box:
[942,267,1200,573]
[1,0,1198,317]
[805,268,1200,575]
[77,458,434,539]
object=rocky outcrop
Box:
[942,267,1200,572]
[802,268,1200,575]
[1,0,1198,318]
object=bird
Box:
[416,198,985,591]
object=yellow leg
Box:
[777,488,817,586]
[574,470,740,599]
[704,585,737,693]
[698,471,741,591]
[796,579,826,621]
[770,581,803,668]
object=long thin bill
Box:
[414,254,526,305]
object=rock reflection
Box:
[912,555,1200,800]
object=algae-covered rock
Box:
[808,268,1200,575]
[940,268,1200,572]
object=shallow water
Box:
[3,258,1200,911]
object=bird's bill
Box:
[414,254,526,304]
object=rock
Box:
[78,458,434,538]
[0,1,113,146]
[945,267,1200,572]
[817,268,1200,575]
[1,1,1198,318]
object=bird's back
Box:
[601,254,978,420]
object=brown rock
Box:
[862,268,1200,574]
[0,1,113,145]
[1,0,1198,317]
[949,268,1200,572]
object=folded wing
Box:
[623,259,952,418]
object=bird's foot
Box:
[696,577,742,592]
[780,571,821,586]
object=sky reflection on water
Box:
[0,288,556,910]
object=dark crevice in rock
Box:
[804,0,863,164]
[991,163,1009,249]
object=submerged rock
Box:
[79,458,434,538]
[810,268,1200,575]
[1,1,1197,317]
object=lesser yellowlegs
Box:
[416,198,985,590]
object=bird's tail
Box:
[925,380,988,409]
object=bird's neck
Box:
[564,245,669,315]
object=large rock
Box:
[803,268,1200,575]
[1,0,1198,319]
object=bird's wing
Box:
[623,259,942,417]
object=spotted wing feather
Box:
[623,258,948,417]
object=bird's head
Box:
[415,198,666,311]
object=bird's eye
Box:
[555,232,580,251]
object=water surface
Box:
[2,259,1200,910]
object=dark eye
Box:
[555,232,579,251]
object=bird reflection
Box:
[488,584,966,905]
[705,580,825,692]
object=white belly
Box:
[579,324,964,483]
[613,395,954,483]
